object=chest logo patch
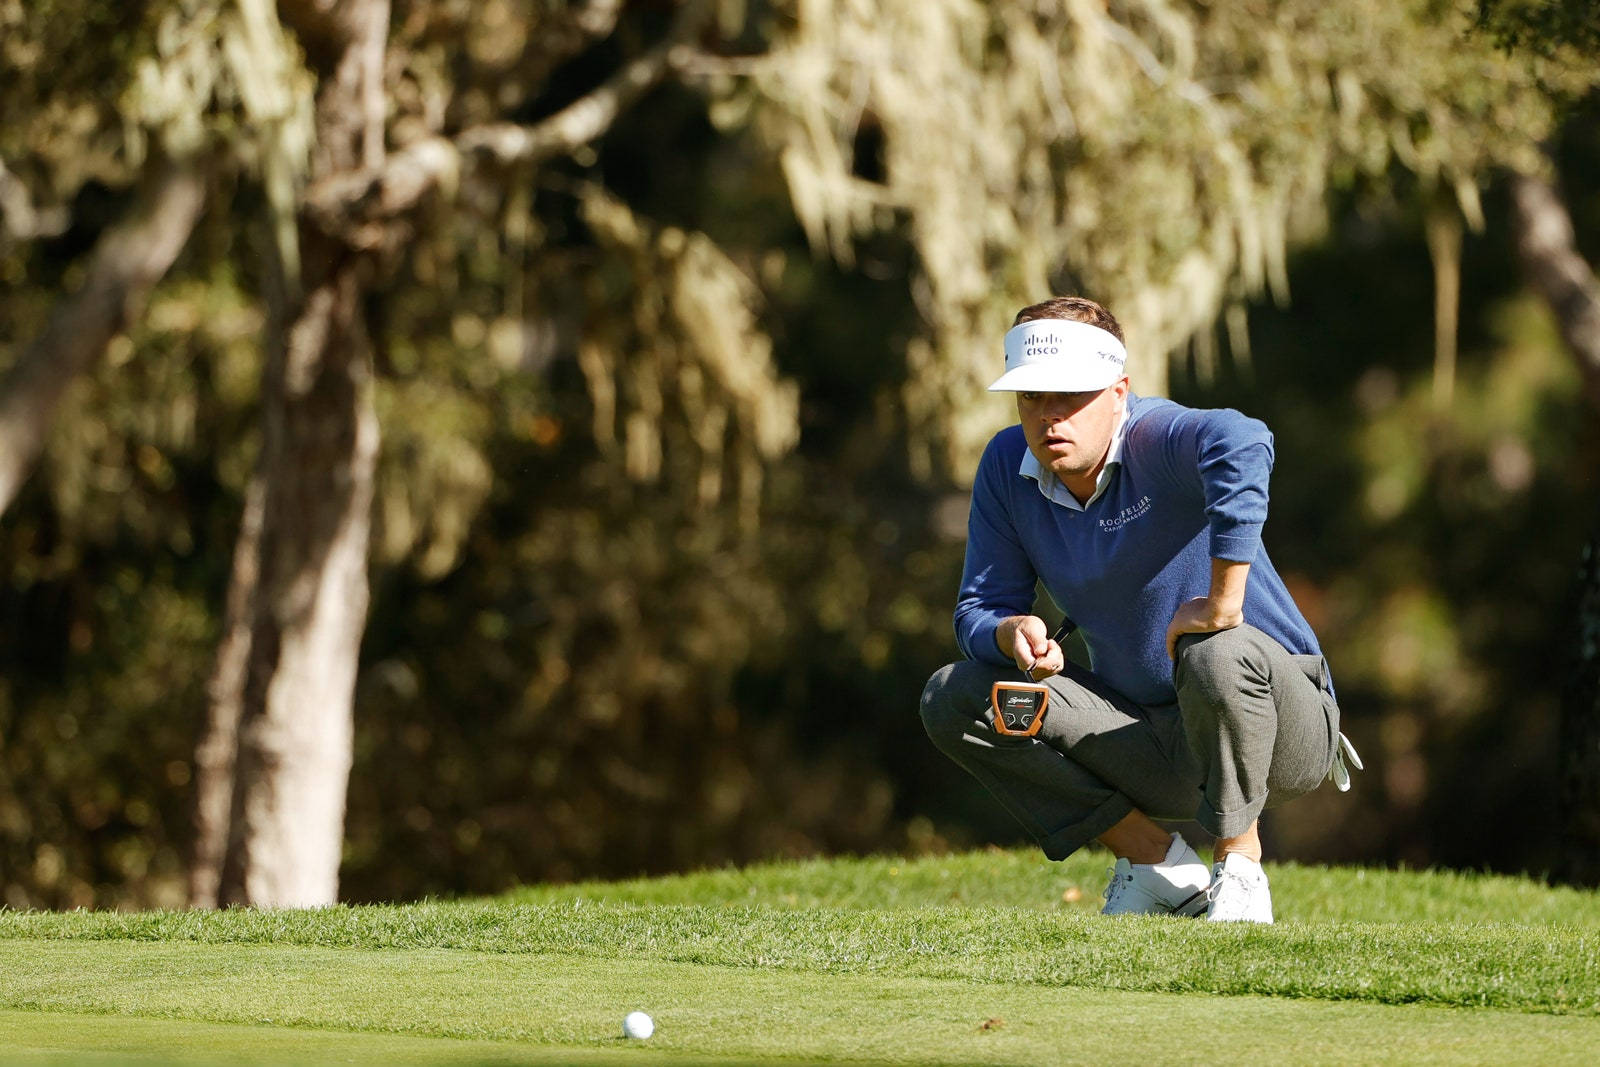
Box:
[1098,495,1152,531]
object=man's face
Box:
[1016,378,1129,484]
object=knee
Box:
[920,661,987,749]
[1174,625,1267,701]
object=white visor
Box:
[988,319,1127,392]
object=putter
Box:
[991,616,1075,737]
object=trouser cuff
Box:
[1038,793,1135,861]
[1197,792,1268,840]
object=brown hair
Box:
[1012,296,1124,344]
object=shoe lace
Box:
[1101,866,1132,908]
[1207,863,1255,917]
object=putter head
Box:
[991,680,1049,736]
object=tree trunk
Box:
[190,0,704,905]
[195,0,389,908]
[1509,172,1600,407]
[1509,168,1600,886]
[216,232,379,907]
[0,158,204,517]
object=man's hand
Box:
[1165,558,1251,658]
[1164,597,1244,658]
[996,615,1065,680]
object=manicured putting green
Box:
[2,940,1598,1065]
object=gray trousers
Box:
[919,625,1339,859]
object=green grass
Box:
[2,848,1599,1064]
[506,847,1600,927]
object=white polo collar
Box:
[1018,404,1129,511]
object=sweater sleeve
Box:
[1162,406,1275,562]
[953,435,1038,665]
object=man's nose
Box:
[1039,398,1072,421]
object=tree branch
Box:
[457,0,710,166]
[302,1,711,231]
[0,157,206,518]
[301,133,457,237]
[1509,169,1600,412]
[524,0,627,85]
[456,39,691,166]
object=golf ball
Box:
[622,1011,654,1040]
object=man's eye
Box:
[1020,392,1042,401]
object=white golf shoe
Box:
[1100,833,1212,917]
[1206,853,1274,923]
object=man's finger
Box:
[1025,641,1062,680]
[1011,617,1049,670]
[1011,628,1035,669]
[1023,618,1050,654]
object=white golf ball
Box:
[622,1011,654,1040]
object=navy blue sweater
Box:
[954,394,1325,706]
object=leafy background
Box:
[1,0,1596,907]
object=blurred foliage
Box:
[747,0,1587,480]
[1477,0,1600,58]
[1,2,1598,907]
[0,229,261,908]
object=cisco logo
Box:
[1024,332,1065,359]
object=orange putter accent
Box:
[991,680,1049,736]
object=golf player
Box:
[919,296,1359,923]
